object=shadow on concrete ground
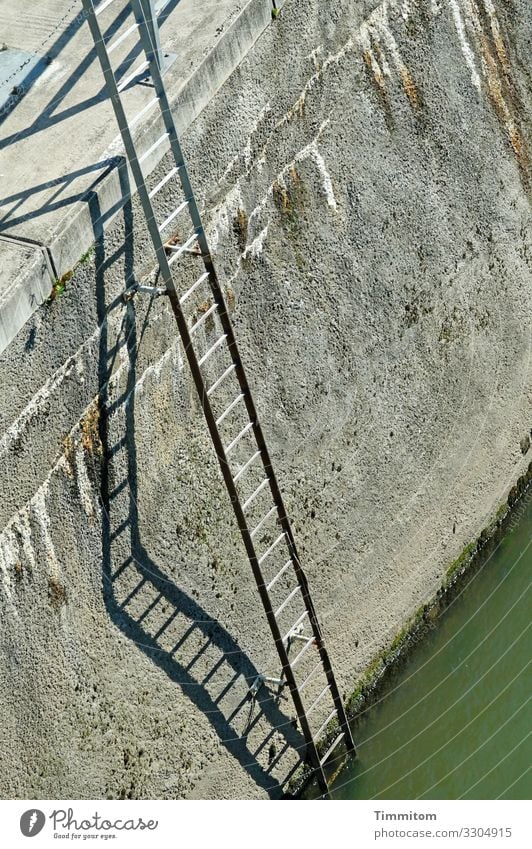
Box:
[0,1,183,235]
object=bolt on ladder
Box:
[81,0,356,796]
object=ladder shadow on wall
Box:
[90,180,305,799]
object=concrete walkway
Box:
[0,0,277,353]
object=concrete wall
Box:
[0,0,531,799]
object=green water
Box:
[328,497,531,800]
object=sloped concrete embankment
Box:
[0,0,531,799]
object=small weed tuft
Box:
[81,400,102,456]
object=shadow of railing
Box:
[90,175,305,799]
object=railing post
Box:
[138,0,163,70]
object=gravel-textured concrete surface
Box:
[0,0,531,799]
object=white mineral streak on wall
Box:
[17,508,35,572]
[359,20,386,85]
[309,147,337,210]
[242,226,268,260]
[281,37,355,130]
[448,0,482,91]
[223,35,356,195]
[455,0,522,162]
[103,326,183,423]
[482,0,503,45]
[249,122,337,217]
[400,0,413,21]
[482,0,512,80]
[212,115,336,266]
[370,10,405,74]
[358,0,420,109]
[306,46,323,71]
[0,467,66,613]
[221,104,272,183]
[284,124,338,211]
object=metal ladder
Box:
[81,0,356,795]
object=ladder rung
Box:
[224,421,253,454]
[139,132,169,164]
[162,206,193,240]
[266,559,292,591]
[307,685,330,716]
[233,449,261,483]
[198,334,227,367]
[315,711,337,744]
[250,505,278,539]
[216,393,245,426]
[290,635,315,669]
[180,271,209,306]
[190,303,218,337]
[274,585,301,619]
[117,60,149,92]
[299,660,321,692]
[107,22,139,54]
[95,0,116,16]
[207,363,236,396]
[319,731,344,765]
[242,478,269,511]
[265,741,290,772]
[258,532,285,567]
[282,610,309,643]
[130,97,158,128]
[148,166,179,199]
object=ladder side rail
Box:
[85,0,351,788]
